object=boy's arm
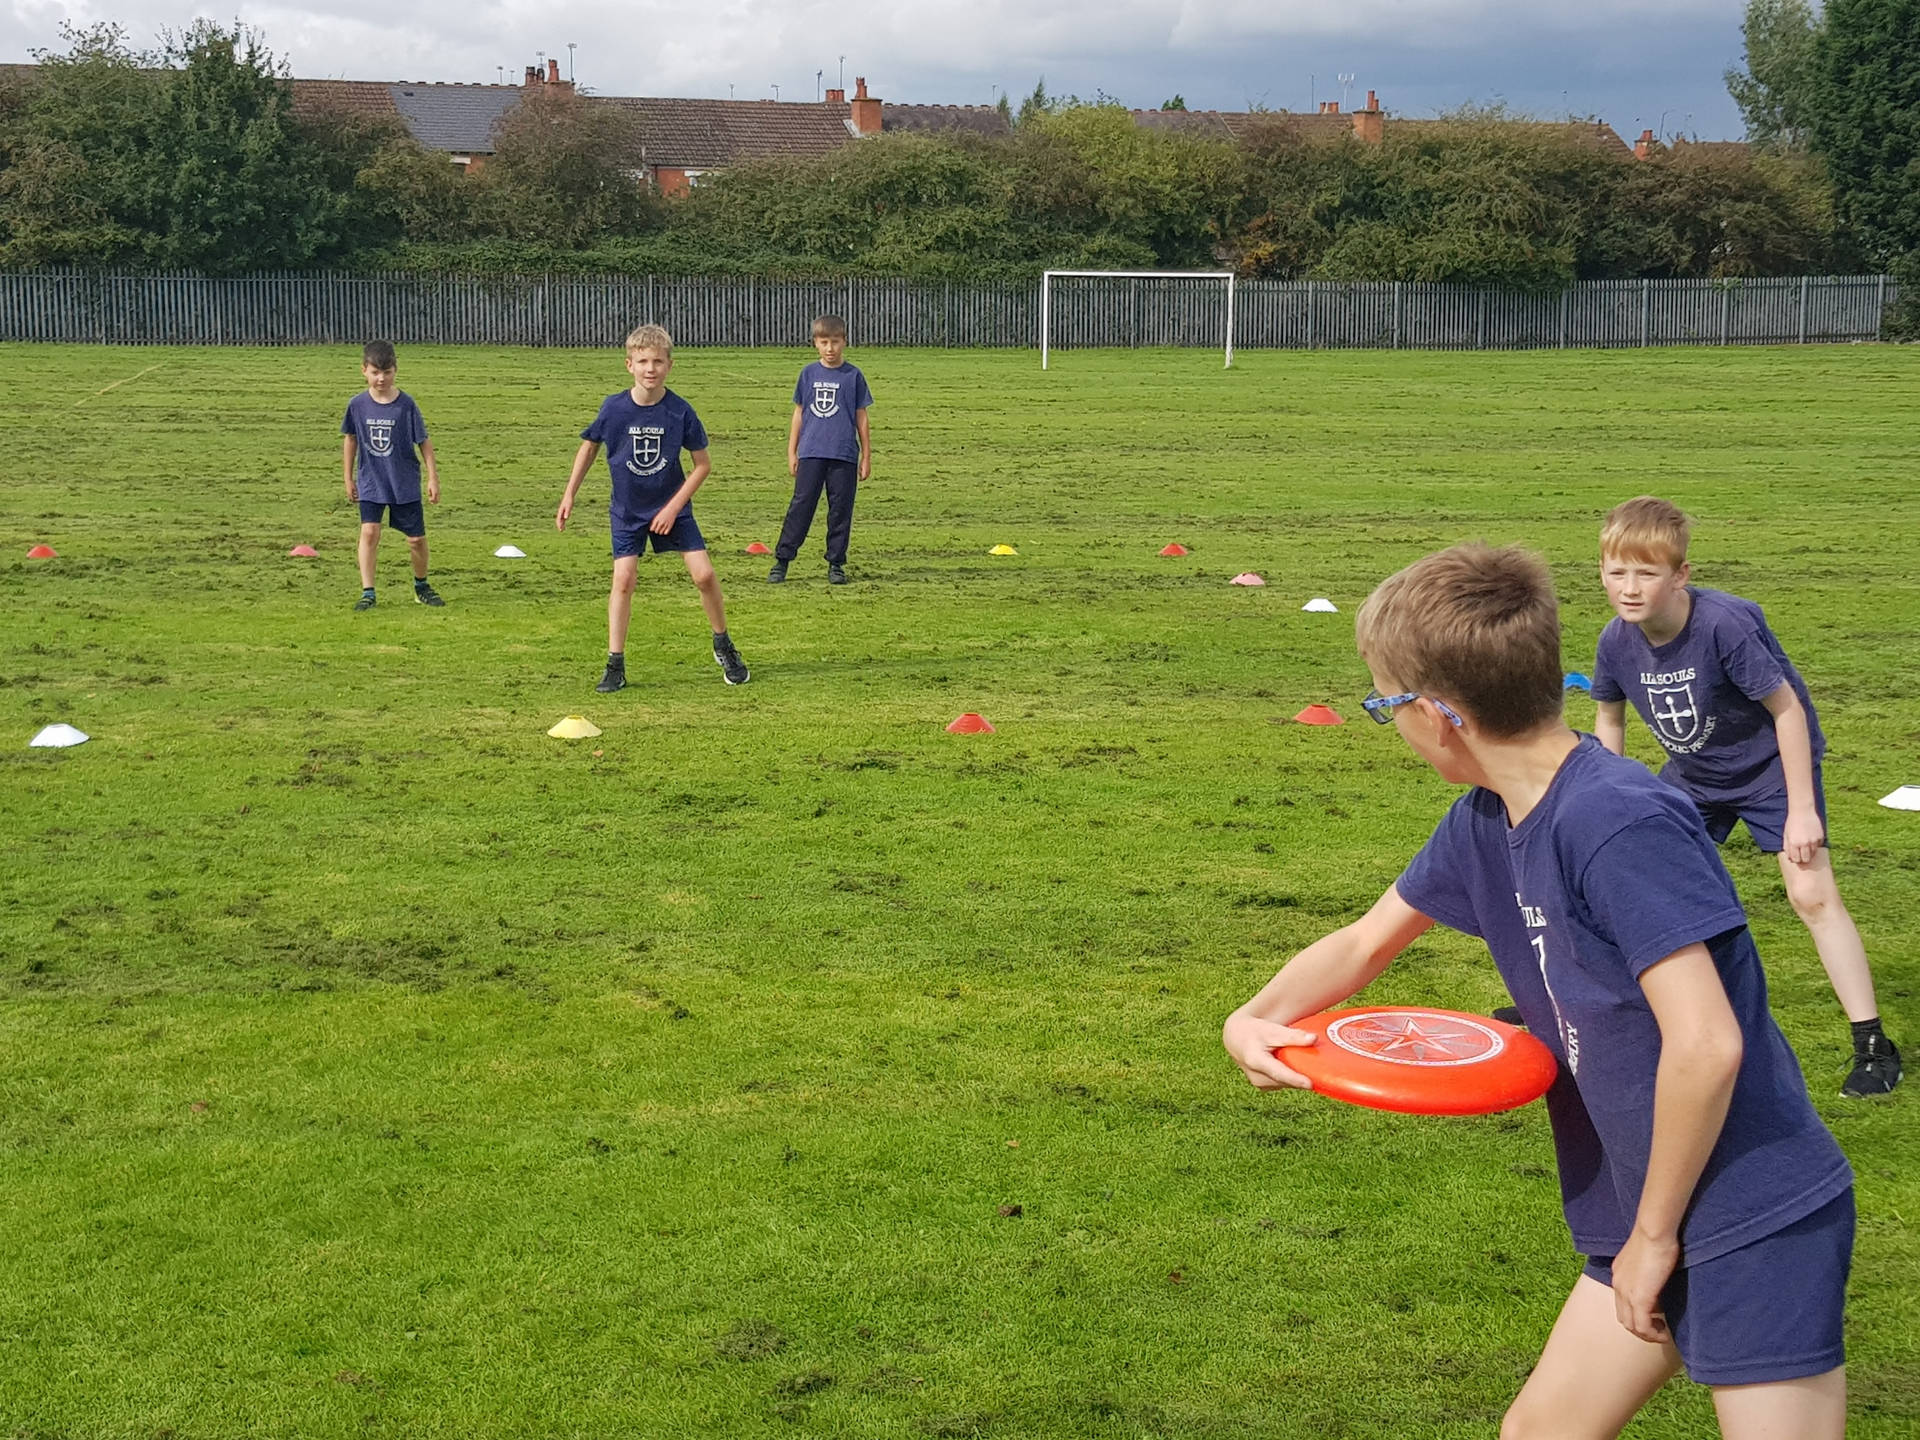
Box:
[1222,886,1434,1090]
[1608,943,1743,1343]
[788,406,803,477]
[342,436,358,500]
[1761,684,1823,864]
[650,448,711,534]
[856,406,872,482]
[1595,699,1627,754]
[420,439,440,504]
[556,441,599,531]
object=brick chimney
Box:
[524,64,539,86]
[850,77,883,135]
[1633,127,1657,160]
[1352,89,1383,144]
[825,88,845,104]
[547,58,560,85]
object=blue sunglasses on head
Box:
[1361,687,1464,727]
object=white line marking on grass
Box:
[74,364,162,407]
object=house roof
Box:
[386,82,525,153]
[599,96,856,168]
[883,104,1010,138]
[287,79,400,124]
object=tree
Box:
[1807,0,1920,264]
[1160,95,1187,111]
[0,20,355,269]
[1725,0,1822,148]
[1015,78,1053,129]
[476,89,657,246]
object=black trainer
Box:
[714,637,750,685]
[596,660,627,694]
[827,564,849,586]
[1842,1033,1903,1097]
[1492,1006,1525,1028]
[766,561,788,584]
[414,581,446,607]
[353,592,376,611]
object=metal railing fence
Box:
[0,271,1893,350]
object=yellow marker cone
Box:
[989,544,1018,556]
[548,715,602,739]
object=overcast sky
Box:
[4,0,1753,140]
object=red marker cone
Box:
[1294,704,1344,726]
[946,713,996,734]
[1159,543,1188,557]
[288,544,319,558]
[746,542,771,555]
[27,544,57,559]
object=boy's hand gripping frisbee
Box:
[1274,1006,1557,1115]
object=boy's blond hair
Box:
[811,314,849,339]
[1355,543,1564,739]
[625,323,673,354]
[1600,496,1690,567]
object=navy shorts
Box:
[1693,764,1826,854]
[359,500,425,537]
[1582,1187,1853,1386]
[613,509,705,557]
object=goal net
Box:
[1040,270,1236,369]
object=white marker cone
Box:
[1302,597,1338,612]
[30,724,89,748]
[495,545,527,558]
[1878,786,1920,812]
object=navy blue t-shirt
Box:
[1592,587,1824,807]
[1395,737,1850,1265]
[582,389,710,530]
[341,391,428,505]
[792,361,872,463]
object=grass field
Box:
[1,340,1917,1439]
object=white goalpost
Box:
[1040,269,1236,370]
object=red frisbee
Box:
[1275,1006,1557,1116]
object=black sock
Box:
[713,630,729,647]
[362,586,375,597]
[607,651,624,665]
[414,575,430,590]
[1851,1017,1885,1051]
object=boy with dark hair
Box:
[555,324,748,690]
[767,314,872,586]
[1224,543,1853,1439]
[1592,496,1899,1098]
[341,340,443,609]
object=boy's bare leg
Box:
[1710,1369,1845,1440]
[1778,850,1878,1021]
[607,555,640,653]
[407,534,429,580]
[358,523,381,588]
[1501,1276,1680,1440]
[681,549,728,634]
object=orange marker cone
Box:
[946,713,996,734]
[1159,543,1188,557]
[288,544,319,558]
[746,542,771,555]
[1294,704,1344,726]
[1230,572,1265,586]
[27,545,57,559]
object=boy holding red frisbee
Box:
[1591,496,1899,1097]
[1223,544,1853,1439]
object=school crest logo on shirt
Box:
[1645,682,1701,745]
[627,425,667,477]
[810,382,840,419]
[365,418,395,457]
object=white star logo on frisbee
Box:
[1326,1011,1505,1067]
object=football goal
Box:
[1040,270,1236,369]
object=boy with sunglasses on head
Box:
[1590,497,1898,1098]
[1224,543,1853,1439]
